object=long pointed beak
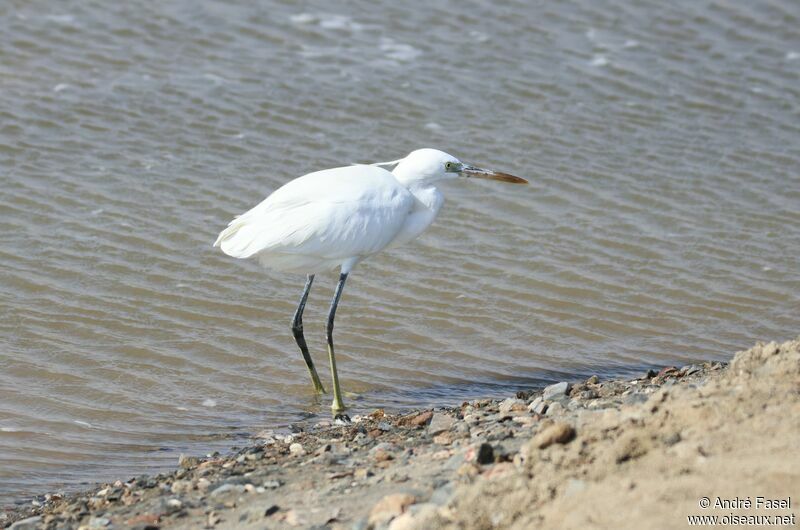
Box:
[462,165,528,184]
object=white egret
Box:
[214,148,527,412]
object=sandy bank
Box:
[3,338,798,529]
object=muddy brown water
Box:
[1,0,799,505]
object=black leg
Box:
[291,274,325,394]
[326,272,348,411]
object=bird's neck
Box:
[406,183,444,216]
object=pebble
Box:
[546,402,565,416]
[370,442,397,455]
[463,413,480,425]
[586,375,600,384]
[9,516,42,530]
[289,442,306,456]
[531,422,576,449]
[681,364,702,376]
[171,479,192,494]
[368,493,416,527]
[354,468,374,480]
[209,483,246,497]
[88,516,111,528]
[196,477,211,493]
[453,422,471,436]
[428,412,455,435]
[498,398,526,413]
[580,389,599,399]
[433,432,454,445]
[531,400,548,415]
[476,442,495,464]
[166,498,183,510]
[543,382,571,401]
[409,410,433,427]
[373,448,394,462]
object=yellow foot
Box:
[331,398,346,413]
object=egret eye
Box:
[445,162,454,171]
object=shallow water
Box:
[1,0,799,505]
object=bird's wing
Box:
[215,165,415,262]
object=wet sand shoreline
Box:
[3,338,798,529]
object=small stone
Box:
[369,409,386,419]
[368,493,416,527]
[532,422,576,449]
[207,510,222,526]
[428,412,455,435]
[354,468,374,480]
[656,366,678,379]
[476,442,494,464]
[262,479,282,489]
[370,442,397,456]
[88,516,111,528]
[197,478,211,493]
[586,375,599,384]
[545,402,564,416]
[378,421,393,432]
[512,415,536,427]
[170,480,191,494]
[166,498,183,510]
[264,504,280,516]
[580,389,599,400]
[683,364,702,376]
[498,398,526,414]
[543,382,571,401]
[453,422,471,436]
[463,413,480,425]
[289,442,306,456]
[9,516,42,530]
[409,410,433,427]
[433,432,454,445]
[373,448,394,462]
[532,400,548,415]
[209,483,246,497]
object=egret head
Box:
[387,148,527,187]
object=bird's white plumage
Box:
[213,148,524,275]
[214,163,425,273]
[214,148,526,412]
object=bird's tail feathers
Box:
[214,215,256,257]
